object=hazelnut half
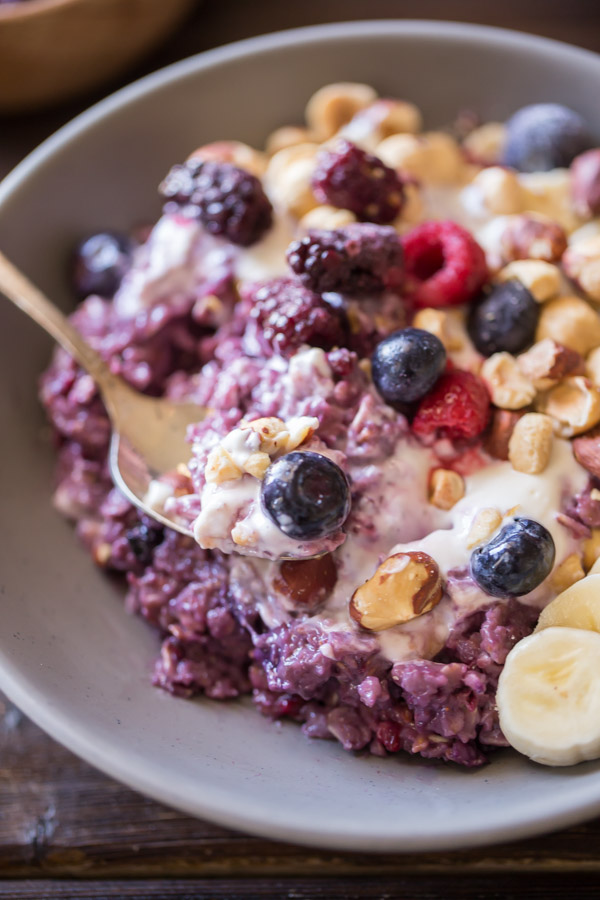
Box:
[349,551,442,632]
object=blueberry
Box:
[71,231,133,300]
[261,451,351,541]
[126,522,164,565]
[468,281,538,357]
[371,327,446,406]
[470,517,555,598]
[503,103,594,173]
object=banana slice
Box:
[497,627,600,766]
[535,574,600,632]
[591,557,600,576]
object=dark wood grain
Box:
[3,2,600,897]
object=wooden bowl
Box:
[0,0,196,112]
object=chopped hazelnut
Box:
[517,339,585,391]
[536,295,600,356]
[508,412,554,474]
[481,352,537,410]
[265,144,320,218]
[244,452,271,480]
[562,235,600,302]
[462,122,506,165]
[583,529,600,570]
[484,409,524,461]
[376,132,465,184]
[466,508,503,549]
[187,140,267,177]
[550,553,585,594]
[586,346,600,388]
[265,126,315,156]
[429,468,465,510]
[537,375,600,438]
[349,551,442,632]
[305,82,378,140]
[299,205,357,230]
[500,213,567,264]
[205,446,243,484]
[470,166,523,216]
[573,425,600,479]
[412,307,467,351]
[497,260,561,302]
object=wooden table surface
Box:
[2,2,600,897]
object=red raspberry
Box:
[412,370,490,442]
[402,221,488,309]
[311,140,405,224]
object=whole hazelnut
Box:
[571,148,600,218]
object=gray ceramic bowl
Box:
[2,21,600,852]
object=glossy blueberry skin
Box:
[371,327,446,406]
[503,103,594,173]
[470,518,555,598]
[468,280,538,357]
[72,231,133,300]
[261,451,351,541]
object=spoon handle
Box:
[0,249,125,408]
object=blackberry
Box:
[245,277,347,357]
[159,158,272,246]
[286,223,404,294]
[311,140,404,224]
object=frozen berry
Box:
[261,451,351,541]
[412,370,490,442]
[71,231,132,300]
[402,221,488,309]
[468,280,539,357]
[503,103,594,173]
[571,148,600,217]
[371,328,446,405]
[159,158,272,246]
[245,277,347,357]
[470,517,555,598]
[126,522,164,566]
[311,139,404,224]
[286,223,404,295]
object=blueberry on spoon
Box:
[261,451,351,541]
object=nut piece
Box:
[563,236,600,302]
[376,132,465,185]
[265,143,320,218]
[517,339,585,391]
[349,551,442,632]
[470,166,523,216]
[273,554,338,611]
[299,205,357,231]
[187,140,267,177]
[484,409,523,461]
[538,375,600,438]
[550,553,585,594]
[265,126,314,156]
[500,213,568,264]
[412,307,467,351]
[429,468,465,510]
[508,412,554,474]
[481,352,536,410]
[342,99,423,149]
[462,122,506,165]
[466,508,503,549]
[205,446,243,484]
[586,346,600,388]
[305,82,378,140]
[536,295,600,356]
[497,260,561,302]
[244,452,271,480]
[573,425,600,479]
[519,169,581,234]
[583,528,600,570]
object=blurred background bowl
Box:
[0,0,197,112]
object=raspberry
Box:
[286,223,404,295]
[402,221,488,308]
[311,140,404,224]
[412,370,490,442]
[244,278,347,357]
[159,158,272,246]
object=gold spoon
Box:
[0,250,201,537]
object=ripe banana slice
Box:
[535,574,600,632]
[497,626,600,766]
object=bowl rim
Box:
[3,19,600,852]
[0,0,90,22]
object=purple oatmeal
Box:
[40,84,600,768]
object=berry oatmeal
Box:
[40,84,600,768]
